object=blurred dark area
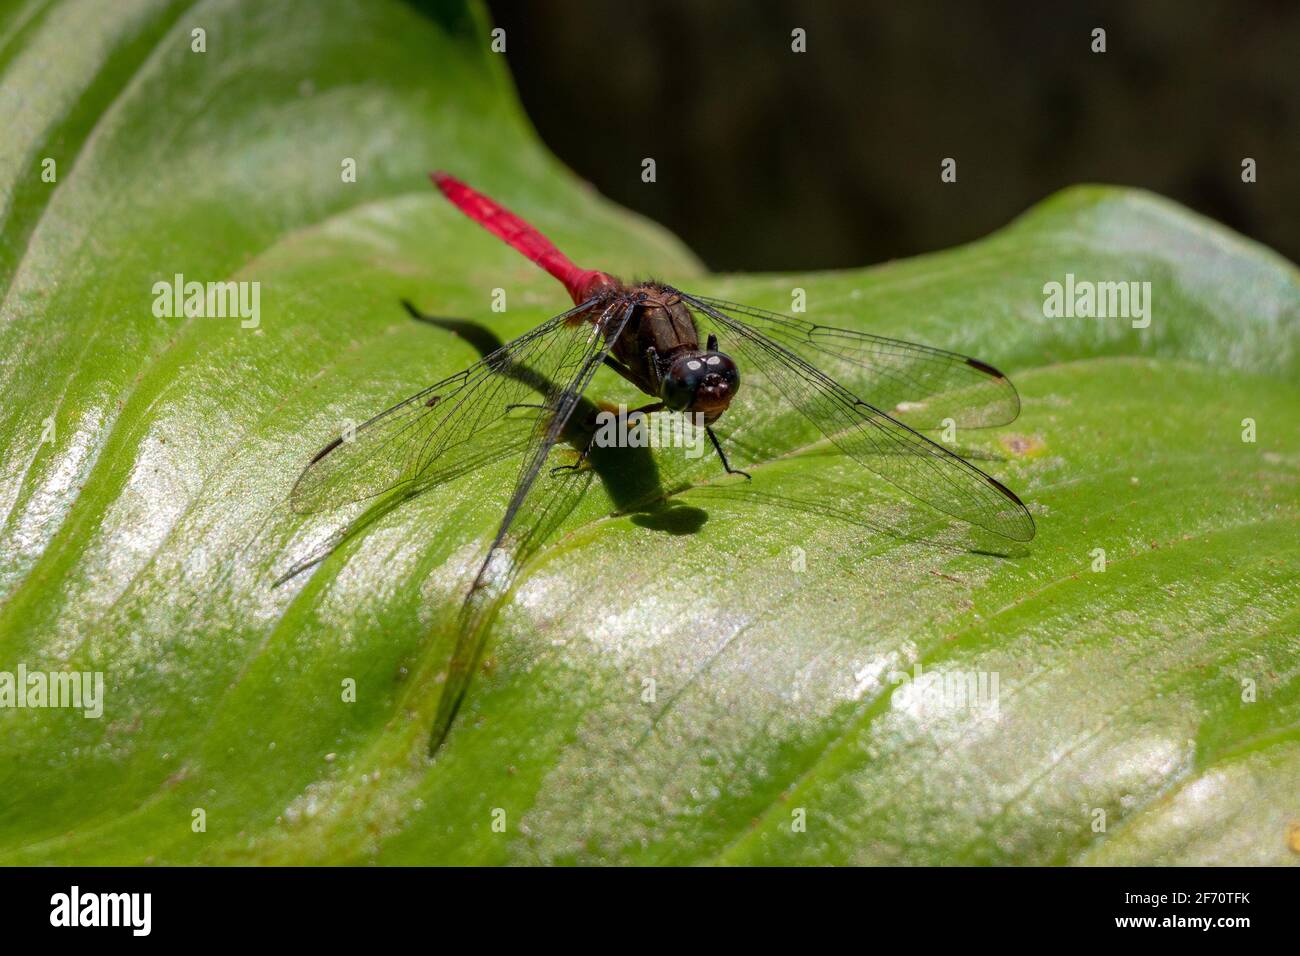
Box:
[485,0,1300,272]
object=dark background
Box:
[485,0,1299,272]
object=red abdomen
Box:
[431,172,614,304]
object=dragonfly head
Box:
[661,350,740,421]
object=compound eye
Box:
[704,352,738,383]
[662,357,705,410]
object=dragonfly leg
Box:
[550,453,591,477]
[644,346,662,393]
[602,354,642,389]
[550,424,598,475]
[706,426,752,480]
[550,400,665,476]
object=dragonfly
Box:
[290,172,1035,751]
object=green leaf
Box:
[0,0,1296,866]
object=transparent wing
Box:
[680,291,1036,542]
[474,297,639,576]
[290,296,612,515]
[427,297,640,752]
[689,293,1019,429]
